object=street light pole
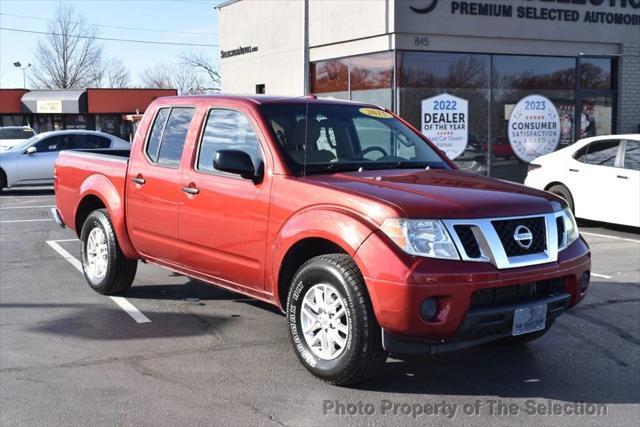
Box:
[13,61,31,89]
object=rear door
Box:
[179,107,271,290]
[572,139,623,223]
[16,135,68,183]
[125,106,196,265]
[619,139,640,227]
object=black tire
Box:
[80,209,137,295]
[286,254,387,386]
[547,184,574,213]
[0,170,6,190]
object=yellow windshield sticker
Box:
[359,108,393,119]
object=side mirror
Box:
[25,146,37,155]
[214,149,262,183]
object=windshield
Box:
[259,103,449,175]
[0,128,35,140]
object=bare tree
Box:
[181,51,220,91]
[103,58,131,88]
[141,62,205,95]
[30,3,103,89]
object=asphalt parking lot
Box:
[1,189,639,426]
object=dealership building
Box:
[0,88,177,141]
[218,0,640,182]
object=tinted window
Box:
[157,108,195,167]
[34,135,67,152]
[146,108,170,162]
[69,134,111,149]
[583,140,620,167]
[580,58,612,90]
[624,140,640,171]
[198,109,262,173]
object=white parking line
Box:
[582,232,640,244]
[0,205,55,209]
[46,240,151,324]
[0,219,53,223]
[591,273,613,279]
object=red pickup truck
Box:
[53,95,591,385]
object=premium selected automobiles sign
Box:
[508,95,561,163]
[421,94,468,160]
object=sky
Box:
[0,0,223,89]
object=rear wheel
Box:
[547,184,574,213]
[0,170,6,190]
[80,209,137,295]
[286,254,387,386]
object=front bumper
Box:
[353,230,591,345]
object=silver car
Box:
[0,130,130,189]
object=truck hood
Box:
[302,169,559,220]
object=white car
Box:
[0,126,36,150]
[525,134,640,228]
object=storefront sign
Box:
[409,0,640,26]
[221,45,258,59]
[421,94,468,160]
[36,100,62,114]
[508,95,561,163]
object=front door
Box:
[125,106,196,265]
[16,135,67,184]
[179,107,271,290]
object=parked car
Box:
[52,95,591,385]
[0,126,36,150]
[525,134,640,228]
[0,130,130,190]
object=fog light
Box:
[420,298,438,322]
[580,272,590,293]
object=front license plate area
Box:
[512,304,547,336]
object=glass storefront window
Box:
[491,55,577,182]
[311,52,393,109]
[580,96,613,138]
[580,58,613,90]
[398,52,490,174]
[315,51,616,183]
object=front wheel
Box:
[80,209,137,295]
[286,254,387,386]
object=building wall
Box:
[219,0,305,95]
[618,43,640,134]
[87,88,177,113]
[219,0,393,95]
[0,89,28,114]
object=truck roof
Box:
[154,94,378,108]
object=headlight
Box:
[380,219,459,260]
[559,208,579,250]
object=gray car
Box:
[0,130,130,189]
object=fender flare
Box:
[76,174,138,259]
[268,205,378,305]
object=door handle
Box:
[181,186,199,195]
[617,175,629,180]
[569,168,579,173]
[131,176,145,185]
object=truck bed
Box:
[54,149,130,234]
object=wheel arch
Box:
[75,174,138,259]
[271,207,377,310]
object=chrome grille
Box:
[443,212,563,270]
